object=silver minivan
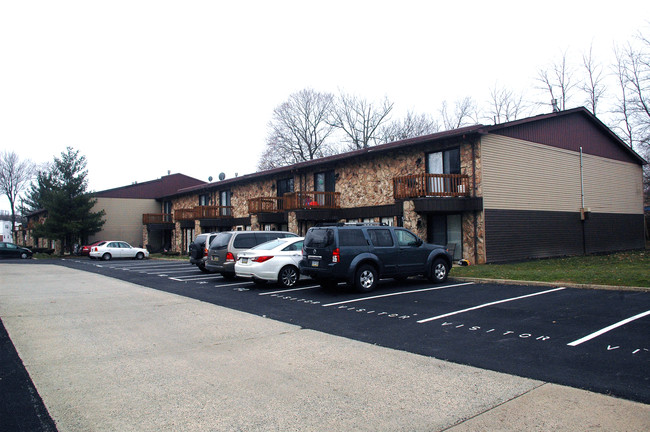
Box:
[205,230,298,278]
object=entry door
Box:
[428,214,462,260]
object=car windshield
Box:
[251,239,289,251]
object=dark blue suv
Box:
[299,223,452,292]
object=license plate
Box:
[241,258,248,264]
[212,256,219,262]
[311,261,319,267]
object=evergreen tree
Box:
[32,147,105,253]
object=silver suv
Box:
[205,231,298,278]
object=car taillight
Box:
[226,252,235,262]
[203,248,209,257]
[253,256,273,263]
[332,248,340,263]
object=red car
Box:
[82,241,106,258]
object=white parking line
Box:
[259,285,321,296]
[170,274,223,281]
[567,309,650,347]
[417,287,566,323]
[145,269,200,275]
[321,282,475,307]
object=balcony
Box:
[174,208,196,221]
[142,213,173,224]
[393,174,470,199]
[194,205,233,219]
[248,191,341,214]
[248,197,284,214]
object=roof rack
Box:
[314,222,388,227]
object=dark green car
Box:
[0,242,33,259]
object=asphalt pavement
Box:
[1,263,648,431]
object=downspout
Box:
[580,147,587,255]
[472,137,478,263]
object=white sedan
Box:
[235,237,306,288]
[90,241,149,261]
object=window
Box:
[427,148,461,194]
[233,233,257,249]
[314,171,335,205]
[395,229,419,247]
[283,241,303,251]
[368,229,394,247]
[305,229,334,248]
[277,178,294,197]
[220,190,232,216]
[199,194,210,206]
[339,230,367,247]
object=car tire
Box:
[102,253,112,261]
[135,252,144,260]
[354,264,378,293]
[430,258,449,283]
[20,252,28,259]
[198,264,211,274]
[278,265,299,288]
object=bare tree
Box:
[486,84,527,124]
[613,35,650,152]
[258,89,337,170]
[378,110,440,143]
[440,97,478,130]
[613,44,635,147]
[330,91,394,150]
[537,50,577,111]
[0,151,35,242]
[581,44,606,116]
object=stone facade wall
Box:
[164,138,486,262]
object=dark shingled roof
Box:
[93,173,206,199]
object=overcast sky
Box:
[1,0,648,213]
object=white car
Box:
[90,241,149,261]
[235,237,306,288]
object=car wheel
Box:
[278,265,299,288]
[20,252,28,259]
[135,252,144,260]
[354,264,378,293]
[198,264,211,274]
[430,258,449,283]
[102,253,112,261]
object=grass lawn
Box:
[451,250,649,288]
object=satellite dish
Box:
[208,176,213,182]
[218,172,226,181]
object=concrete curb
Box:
[450,277,650,292]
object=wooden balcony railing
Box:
[248,197,284,214]
[142,213,173,224]
[194,205,233,219]
[284,191,340,210]
[174,208,196,221]
[248,191,341,214]
[393,174,470,199]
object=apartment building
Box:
[145,108,646,263]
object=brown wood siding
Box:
[485,209,645,262]
[584,213,645,253]
[492,113,640,164]
[485,209,583,262]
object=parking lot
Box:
[54,257,650,404]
